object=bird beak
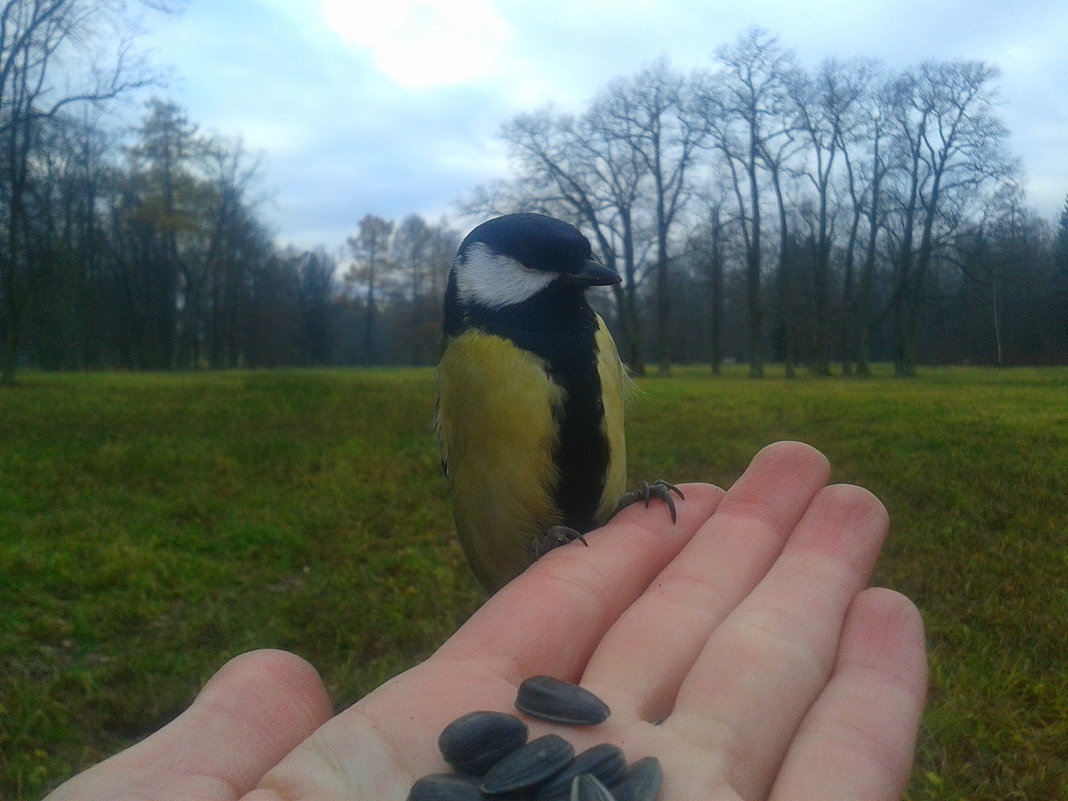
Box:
[564,259,622,287]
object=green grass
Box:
[2,366,1065,800]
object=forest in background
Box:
[1,7,1066,385]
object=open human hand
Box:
[46,441,926,801]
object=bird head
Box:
[451,214,620,311]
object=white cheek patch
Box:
[454,242,557,309]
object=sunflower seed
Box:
[407,772,486,801]
[570,773,617,801]
[481,733,575,795]
[515,676,611,725]
[611,756,663,801]
[535,743,628,800]
[438,710,529,776]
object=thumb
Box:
[45,649,333,801]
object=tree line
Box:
[469,27,1068,376]
[2,16,1066,385]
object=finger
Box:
[669,483,890,801]
[45,650,333,801]
[770,588,927,801]
[432,482,724,689]
[583,441,832,722]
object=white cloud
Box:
[141,0,1068,247]
[321,0,514,89]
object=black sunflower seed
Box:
[438,710,529,776]
[610,756,663,801]
[515,676,611,725]
[570,773,617,801]
[407,772,485,801]
[535,743,628,800]
[481,733,575,795]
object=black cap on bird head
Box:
[455,213,620,289]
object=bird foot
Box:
[614,479,685,524]
[531,525,589,560]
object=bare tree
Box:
[427,216,459,310]
[1055,197,1068,351]
[0,0,176,385]
[950,182,1059,366]
[788,57,870,374]
[883,59,1015,375]
[393,213,455,363]
[24,109,117,368]
[202,135,266,368]
[393,214,433,307]
[687,201,727,374]
[295,248,336,365]
[345,214,394,364]
[829,59,884,376]
[576,97,651,373]
[595,59,707,375]
[853,86,893,377]
[760,119,802,377]
[122,98,201,367]
[697,27,798,377]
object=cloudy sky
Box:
[139,0,1068,250]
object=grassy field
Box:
[1,366,1065,799]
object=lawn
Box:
[1,366,1065,799]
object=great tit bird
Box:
[435,213,678,593]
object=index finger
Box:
[434,481,725,682]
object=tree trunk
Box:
[1,111,30,386]
[655,174,672,376]
[655,247,671,376]
[709,207,724,376]
[0,263,18,386]
[770,165,795,378]
[839,206,861,376]
[747,149,764,378]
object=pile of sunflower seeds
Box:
[407,675,662,801]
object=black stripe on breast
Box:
[455,282,610,532]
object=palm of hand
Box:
[47,443,926,801]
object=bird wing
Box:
[593,314,628,526]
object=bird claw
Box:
[615,479,685,524]
[529,481,684,561]
[531,525,589,559]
